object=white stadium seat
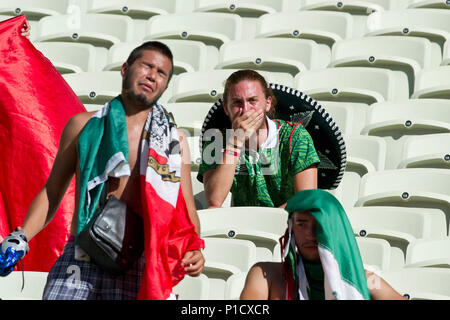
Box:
[172,274,210,300]
[104,40,214,73]
[397,133,450,169]
[169,69,293,103]
[329,171,361,209]
[224,272,247,300]
[190,175,232,209]
[405,238,450,268]
[299,0,409,14]
[256,11,353,47]
[63,71,122,105]
[0,0,69,20]
[185,135,202,170]
[294,67,409,105]
[165,102,212,135]
[34,42,107,73]
[143,12,243,48]
[86,0,178,19]
[0,271,48,300]
[355,237,392,271]
[36,14,134,48]
[215,38,330,76]
[193,0,289,18]
[412,66,450,99]
[364,9,450,49]
[408,0,450,9]
[198,206,288,262]
[361,99,450,139]
[330,36,442,96]
[343,135,387,176]
[380,268,450,300]
[355,168,450,234]
[348,206,448,254]
[319,101,369,135]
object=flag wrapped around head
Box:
[0,15,86,271]
[281,189,370,300]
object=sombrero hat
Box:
[200,83,346,190]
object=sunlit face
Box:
[224,80,272,125]
[292,211,320,263]
[121,49,172,108]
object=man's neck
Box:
[120,94,154,121]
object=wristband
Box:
[222,148,240,157]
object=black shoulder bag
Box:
[77,181,144,276]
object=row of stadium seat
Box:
[3,8,450,48]
[3,0,448,21]
[58,68,450,106]
[1,235,449,300]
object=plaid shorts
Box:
[42,237,145,300]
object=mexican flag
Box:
[282,189,371,300]
[0,15,86,271]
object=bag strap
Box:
[100,180,109,208]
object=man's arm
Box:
[178,129,200,235]
[21,112,93,241]
[277,164,318,208]
[366,270,408,300]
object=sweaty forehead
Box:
[229,80,265,97]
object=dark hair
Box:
[126,41,174,82]
[223,69,277,118]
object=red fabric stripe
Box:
[288,122,304,155]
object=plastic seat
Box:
[355,169,450,234]
[380,268,450,300]
[256,11,353,48]
[104,40,214,73]
[0,0,69,20]
[409,0,450,9]
[202,238,257,281]
[330,36,441,96]
[294,67,409,105]
[405,238,450,268]
[443,40,450,66]
[224,272,247,300]
[364,9,450,49]
[343,135,386,176]
[330,171,361,209]
[165,102,211,135]
[172,274,210,300]
[83,104,104,112]
[36,14,134,48]
[198,207,288,262]
[169,69,293,103]
[355,237,391,271]
[0,271,48,300]
[412,66,450,99]
[34,42,107,74]
[86,0,178,19]
[361,99,450,140]
[215,38,331,76]
[185,136,202,170]
[348,206,448,255]
[299,0,409,14]
[193,0,289,18]
[143,12,243,48]
[319,101,369,135]
[62,71,122,105]
[397,133,450,169]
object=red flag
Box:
[0,16,86,271]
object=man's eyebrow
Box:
[294,218,309,222]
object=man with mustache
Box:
[240,189,406,300]
[1,40,204,300]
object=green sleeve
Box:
[289,124,320,175]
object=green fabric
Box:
[285,189,371,300]
[197,119,320,207]
[76,96,130,236]
[304,262,325,300]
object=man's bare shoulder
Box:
[63,111,97,140]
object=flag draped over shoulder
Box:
[77,97,204,300]
[282,189,371,300]
[0,16,86,271]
